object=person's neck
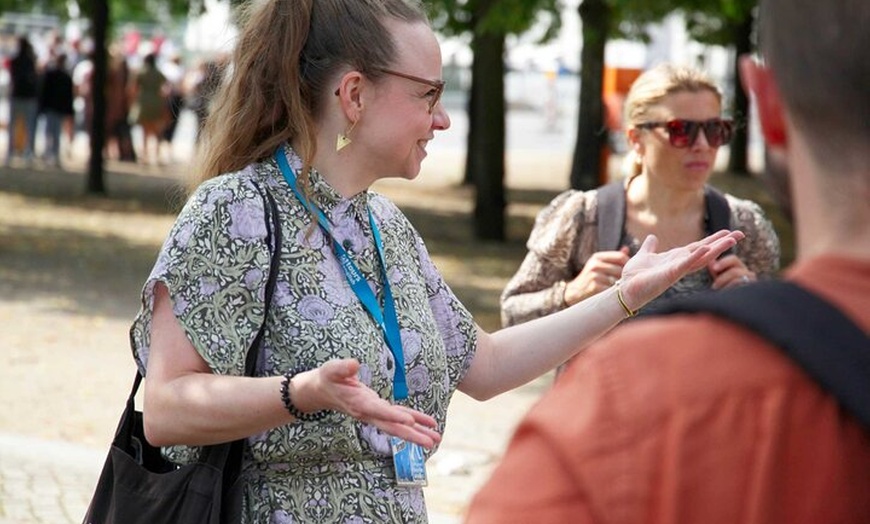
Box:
[293,140,375,199]
[787,136,870,262]
[626,173,705,220]
[793,188,870,261]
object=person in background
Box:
[186,56,225,142]
[501,63,779,376]
[37,53,75,167]
[129,52,167,164]
[130,0,742,522]
[5,36,39,165]
[158,52,186,163]
[466,0,870,521]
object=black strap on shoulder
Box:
[596,181,626,252]
[655,281,870,432]
[704,185,734,257]
[597,182,733,256]
[703,185,731,233]
[247,182,282,376]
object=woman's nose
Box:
[432,102,451,131]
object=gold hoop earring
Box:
[336,120,357,152]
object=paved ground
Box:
[0,108,573,524]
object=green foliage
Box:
[676,0,758,46]
[0,0,199,23]
[425,0,562,40]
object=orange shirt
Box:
[466,256,870,524]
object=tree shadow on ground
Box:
[0,164,793,332]
[0,163,186,216]
[0,222,157,319]
[0,165,536,331]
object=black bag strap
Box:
[245,182,282,376]
[703,185,731,233]
[655,281,870,432]
[596,181,625,253]
[596,181,734,256]
[122,180,283,463]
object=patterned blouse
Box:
[501,186,781,327]
[130,146,478,523]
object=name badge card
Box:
[391,436,428,486]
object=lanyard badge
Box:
[275,147,427,486]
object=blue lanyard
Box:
[274,147,408,400]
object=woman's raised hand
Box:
[292,359,442,449]
[619,230,745,311]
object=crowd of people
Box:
[1,31,225,168]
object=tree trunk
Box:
[462,69,477,186]
[727,15,753,175]
[87,0,108,195]
[570,0,611,190]
[469,26,506,241]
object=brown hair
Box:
[759,0,870,174]
[622,63,723,178]
[190,0,428,193]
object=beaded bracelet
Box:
[615,280,638,318]
[280,368,329,422]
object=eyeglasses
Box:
[374,68,445,114]
[635,118,735,148]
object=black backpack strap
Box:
[596,181,626,252]
[703,185,731,233]
[703,185,734,258]
[656,281,870,432]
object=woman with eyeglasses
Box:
[501,63,779,336]
[130,4,743,522]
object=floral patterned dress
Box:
[130,146,478,523]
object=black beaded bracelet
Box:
[280,368,329,422]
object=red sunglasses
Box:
[636,118,735,148]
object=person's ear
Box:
[739,55,787,147]
[626,127,644,156]
[334,71,364,116]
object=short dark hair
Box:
[759,0,870,172]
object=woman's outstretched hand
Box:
[619,230,745,311]
[293,359,442,449]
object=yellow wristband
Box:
[615,280,637,318]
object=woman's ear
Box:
[626,127,644,158]
[335,71,364,117]
[739,55,787,148]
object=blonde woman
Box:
[501,63,780,332]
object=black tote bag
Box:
[83,184,282,524]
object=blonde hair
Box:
[622,63,723,178]
[190,0,428,194]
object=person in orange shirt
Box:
[465,0,870,522]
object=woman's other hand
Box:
[708,254,756,289]
[292,359,442,450]
[563,247,631,306]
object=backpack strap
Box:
[596,181,627,252]
[656,281,870,432]
[704,185,731,232]
[704,185,734,257]
[597,182,733,256]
